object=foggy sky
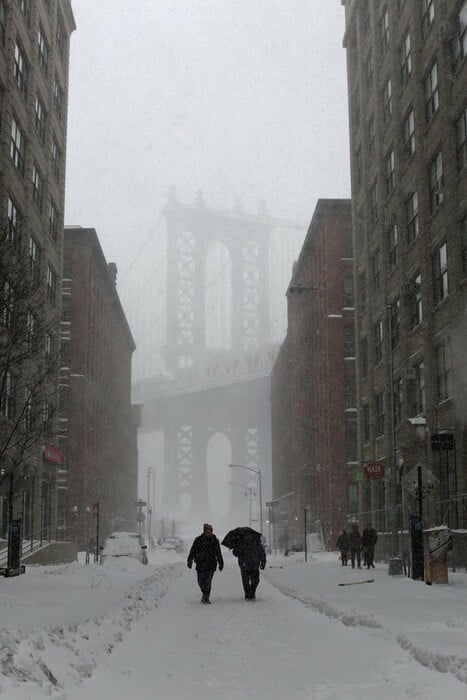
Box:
[65,0,350,289]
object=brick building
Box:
[343,0,467,537]
[271,199,354,549]
[61,228,138,547]
[0,1,75,541]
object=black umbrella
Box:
[222,527,262,549]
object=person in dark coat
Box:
[187,523,224,603]
[336,529,350,566]
[233,530,266,600]
[349,523,362,569]
[362,523,378,569]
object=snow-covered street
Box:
[1,549,467,699]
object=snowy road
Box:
[67,562,466,700]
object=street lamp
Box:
[228,482,256,527]
[229,464,263,534]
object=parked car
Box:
[100,531,148,565]
[157,536,184,552]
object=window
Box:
[380,9,389,54]
[49,200,58,242]
[345,375,356,408]
[32,163,43,212]
[2,280,14,329]
[372,247,381,290]
[400,32,412,84]
[383,79,392,122]
[373,319,383,364]
[406,191,419,244]
[365,53,373,90]
[360,336,368,377]
[436,336,452,401]
[20,0,31,25]
[425,62,439,122]
[408,273,422,329]
[38,27,48,74]
[368,116,375,155]
[53,76,63,117]
[375,391,385,436]
[1,372,16,419]
[349,484,359,515]
[0,0,6,46]
[14,42,28,98]
[454,1,467,63]
[47,266,57,306]
[403,108,415,157]
[359,271,367,311]
[369,181,378,225]
[344,324,355,356]
[43,401,53,439]
[35,95,46,144]
[456,107,467,172]
[388,222,398,270]
[24,387,34,431]
[29,235,41,280]
[389,297,400,348]
[462,218,467,276]
[421,0,435,36]
[414,361,426,415]
[432,241,448,304]
[56,18,67,60]
[341,229,353,258]
[45,333,53,367]
[343,277,354,306]
[10,117,25,175]
[362,403,370,443]
[26,312,37,352]
[386,149,395,195]
[429,152,444,212]
[393,378,403,426]
[7,197,21,247]
[346,424,358,461]
[51,137,61,179]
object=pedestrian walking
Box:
[362,523,378,569]
[336,529,350,566]
[187,523,224,603]
[349,523,362,569]
[232,529,266,600]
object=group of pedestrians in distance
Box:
[336,523,378,570]
[187,523,266,603]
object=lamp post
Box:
[228,482,256,527]
[146,467,153,544]
[229,464,263,534]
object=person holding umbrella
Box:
[187,523,224,603]
[223,527,266,600]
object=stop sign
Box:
[364,461,385,480]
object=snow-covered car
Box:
[100,531,148,565]
[157,536,184,552]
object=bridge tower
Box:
[161,191,273,516]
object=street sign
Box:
[266,500,279,507]
[431,433,455,451]
[353,470,365,483]
[135,500,147,507]
[403,465,439,494]
[364,462,385,480]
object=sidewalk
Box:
[264,551,467,684]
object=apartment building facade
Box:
[0,1,75,541]
[343,0,467,533]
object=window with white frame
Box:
[1,372,15,419]
[35,95,46,144]
[403,108,415,157]
[7,197,21,247]
[37,27,48,74]
[400,32,412,84]
[373,318,383,364]
[386,149,395,195]
[389,222,398,270]
[20,0,31,25]
[29,235,41,280]
[46,266,56,306]
[455,1,467,63]
[383,79,392,122]
[406,191,419,244]
[436,336,452,402]
[51,137,61,179]
[380,8,389,54]
[10,117,25,175]
[14,42,28,98]
[32,163,43,211]
[372,247,381,290]
[425,62,439,122]
[456,106,467,171]
[429,151,444,212]
[49,200,58,242]
[408,273,422,329]
[432,241,448,304]
[421,0,435,36]
[375,391,385,435]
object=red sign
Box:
[43,444,64,465]
[364,461,385,480]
